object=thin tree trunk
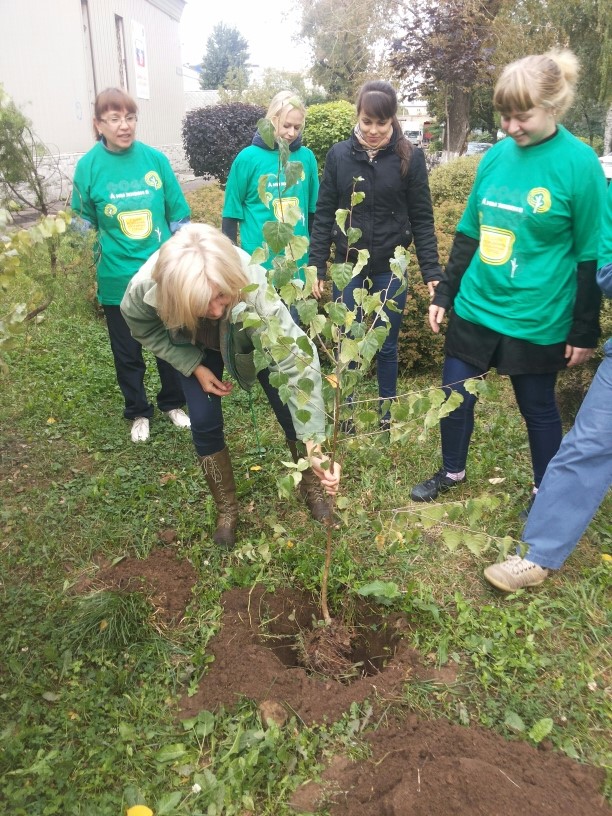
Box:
[604,102,612,154]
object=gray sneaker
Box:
[484,555,549,592]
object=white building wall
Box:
[0,0,190,200]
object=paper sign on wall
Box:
[132,21,150,99]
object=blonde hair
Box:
[266,90,306,137]
[493,49,579,117]
[152,224,249,335]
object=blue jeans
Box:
[178,350,297,456]
[104,305,185,420]
[524,339,612,569]
[334,268,407,405]
[440,356,562,486]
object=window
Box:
[115,15,129,90]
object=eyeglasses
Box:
[99,114,138,127]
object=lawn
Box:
[0,243,610,815]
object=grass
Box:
[0,251,611,814]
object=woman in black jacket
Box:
[310,80,442,424]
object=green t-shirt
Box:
[455,125,606,344]
[222,143,319,281]
[72,140,190,305]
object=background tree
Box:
[219,68,327,108]
[200,23,250,90]
[297,0,396,100]
[494,0,611,150]
[391,0,501,156]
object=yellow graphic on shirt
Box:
[104,204,118,218]
[527,187,551,213]
[145,171,162,190]
[117,210,153,239]
[272,196,300,222]
[479,226,515,265]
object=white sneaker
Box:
[130,416,150,442]
[165,408,191,428]
[484,555,549,592]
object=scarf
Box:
[354,123,393,160]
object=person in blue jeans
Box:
[410,50,607,513]
[309,80,441,427]
[484,180,612,591]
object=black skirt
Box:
[445,313,568,376]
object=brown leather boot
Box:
[286,440,338,524]
[199,447,239,548]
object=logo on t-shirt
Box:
[145,171,162,190]
[118,210,153,239]
[104,204,118,218]
[527,187,551,214]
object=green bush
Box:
[185,181,224,228]
[428,155,480,207]
[576,135,604,157]
[303,100,355,170]
[398,261,446,372]
[182,103,265,185]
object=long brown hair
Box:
[356,80,412,177]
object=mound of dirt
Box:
[182,584,610,816]
[77,555,610,815]
[74,543,196,624]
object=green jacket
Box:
[120,247,326,442]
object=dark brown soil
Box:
[80,551,611,815]
[74,539,195,624]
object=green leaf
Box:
[193,710,215,738]
[339,337,359,365]
[330,262,354,291]
[353,248,370,276]
[335,209,349,234]
[351,190,365,207]
[309,314,327,335]
[284,160,304,189]
[296,335,314,359]
[357,580,401,606]
[336,496,349,510]
[528,717,553,744]
[296,298,318,324]
[326,301,348,325]
[257,174,272,207]
[156,791,182,814]
[250,245,268,265]
[262,220,294,254]
[347,227,362,246]
[504,711,526,733]
[442,529,463,552]
[257,117,276,149]
[155,743,187,763]
[295,409,312,424]
[286,235,309,261]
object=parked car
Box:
[465,142,492,155]
[600,153,612,180]
[404,129,422,146]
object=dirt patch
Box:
[292,724,610,815]
[182,585,611,816]
[74,542,195,624]
[74,556,610,815]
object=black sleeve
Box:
[567,260,602,347]
[309,148,339,279]
[432,232,479,309]
[308,211,314,234]
[405,148,442,283]
[221,217,239,245]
